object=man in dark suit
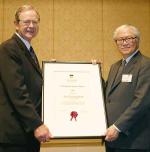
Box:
[0,5,51,152]
[105,24,150,152]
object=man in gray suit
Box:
[105,24,150,152]
[0,5,51,152]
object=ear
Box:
[14,21,19,31]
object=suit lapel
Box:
[25,50,42,75]
[12,34,42,76]
[106,52,141,97]
[106,61,121,97]
[111,62,123,89]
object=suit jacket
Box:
[0,34,43,144]
[105,51,150,150]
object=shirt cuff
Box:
[113,124,121,132]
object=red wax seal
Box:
[70,111,78,121]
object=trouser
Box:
[0,135,40,152]
[106,146,150,152]
[0,144,29,152]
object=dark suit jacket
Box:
[0,34,43,144]
[105,51,150,150]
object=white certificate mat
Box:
[42,62,107,138]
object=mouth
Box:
[26,30,35,34]
[26,27,36,34]
[120,45,131,49]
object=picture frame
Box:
[42,62,107,138]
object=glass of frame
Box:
[42,62,107,138]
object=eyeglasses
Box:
[116,37,137,45]
[19,20,39,26]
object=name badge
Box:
[122,74,132,82]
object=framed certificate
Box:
[42,62,107,138]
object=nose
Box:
[28,21,34,27]
[122,39,128,44]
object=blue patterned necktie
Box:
[29,46,40,67]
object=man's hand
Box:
[34,124,52,143]
[105,125,119,142]
[91,59,102,64]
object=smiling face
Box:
[15,9,39,43]
[114,26,139,59]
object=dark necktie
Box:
[29,46,40,67]
[113,60,126,85]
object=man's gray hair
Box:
[113,24,140,40]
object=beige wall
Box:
[41,145,105,152]
[0,0,150,79]
[41,139,105,152]
[0,0,150,151]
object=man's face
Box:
[115,29,139,58]
[15,10,39,42]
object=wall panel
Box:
[53,0,103,62]
[3,0,23,41]
[0,0,3,42]
[41,144,105,152]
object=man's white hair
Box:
[113,24,140,40]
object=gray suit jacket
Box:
[105,52,150,149]
[0,34,43,144]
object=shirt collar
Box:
[15,32,31,50]
[123,50,139,64]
